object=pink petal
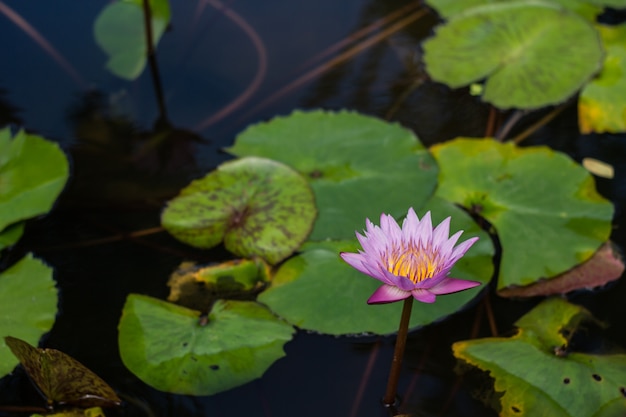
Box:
[411,288,436,303]
[340,252,372,277]
[414,211,433,248]
[450,236,479,261]
[432,216,451,249]
[428,277,482,295]
[367,284,411,304]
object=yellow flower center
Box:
[386,245,439,283]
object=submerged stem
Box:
[383,296,414,406]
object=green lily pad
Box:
[425,0,604,21]
[33,407,106,417]
[5,336,121,409]
[258,198,493,335]
[422,1,604,109]
[0,254,58,378]
[161,157,316,265]
[579,24,626,134]
[0,222,24,251]
[0,129,69,232]
[118,294,295,395]
[226,109,438,241]
[432,138,613,290]
[94,0,171,80]
[167,258,270,312]
[453,298,626,416]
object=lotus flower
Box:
[340,208,481,304]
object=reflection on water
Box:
[0,1,625,416]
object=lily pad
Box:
[425,0,604,21]
[0,254,58,378]
[161,157,316,265]
[422,1,604,109]
[258,198,493,335]
[167,258,270,312]
[579,24,626,134]
[33,407,106,417]
[453,298,626,416]
[0,222,24,251]
[94,0,171,80]
[0,129,69,232]
[5,337,121,409]
[118,294,295,395]
[226,109,438,241]
[431,138,613,290]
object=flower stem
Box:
[383,296,414,406]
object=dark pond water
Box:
[1,1,626,416]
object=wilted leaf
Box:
[453,298,626,417]
[498,241,624,297]
[432,138,613,290]
[5,337,120,408]
[167,258,270,312]
[423,1,603,109]
[0,254,57,378]
[226,109,438,241]
[118,294,294,395]
[161,157,316,265]
[258,198,493,335]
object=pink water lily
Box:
[340,208,481,304]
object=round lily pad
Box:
[0,128,69,232]
[0,254,58,378]
[258,198,493,335]
[94,0,171,80]
[431,138,613,290]
[118,294,295,395]
[226,109,438,241]
[423,1,604,109]
[454,298,626,417]
[161,157,316,265]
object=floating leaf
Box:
[5,337,120,409]
[118,294,295,395]
[162,157,316,265]
[226,109,438,241]
[0,222,24,251]
[0,129,69,232]
[499,241,624,297]
[425,0,604,21]
[167,258,270,312]
[579,24,626,134]
[423,2,604,109]
[432,138,613,290]
[0,254,57,378]
[453,298,626,417]
[94,0,171,80]
[258,198,493,335]
[583,157,615,179]
[33,407,106,417]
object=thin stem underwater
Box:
[383,296,414,406]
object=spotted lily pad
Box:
[423,1,604,109]
[161,157,316,265]
[579,24,626,134]
[94,0,171,80]
[453,298,626,416]
[118,294,295,395]
[226,109,438,241]
[0,254,58,378]
[432,138,613,290]
[5,337,120,408]
[0,128,69,232]
[258,198,493,335]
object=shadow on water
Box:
[0,1,626,416]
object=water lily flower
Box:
[340,208,481,304]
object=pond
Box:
[1,1,626,416]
